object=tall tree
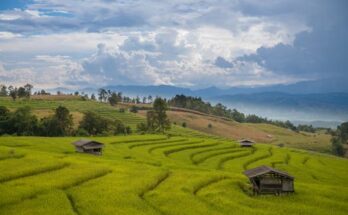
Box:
[147,95,153,103]
[91,93,96,100]
[152,97,170,132]
[98,88,107,102]
[337,122,348,144]
[24,83,33,98]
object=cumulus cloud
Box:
[81,30,302,88]
[0,0,346,89]
[0,55,85,89]
[238,0,348,81]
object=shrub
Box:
[129,106,139,113]
[182,122,187,128]
[136,122,147,134]
[75,128,89,136]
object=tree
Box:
[79,111,110,135]
[337,122,348,144]
[146,110,157,132]
[331,136,345,156]
[136,122,147,134]
[129,105,138,113]
[108,92,119,106]
[136,96,140,104]
[54,106,73,135]
[147,95,153,103]
[10,106,39,135]
[9,87,17,101]
[142,97,147,104]
[0,106,11,134]
[91,93,96,100]
[152,98,170,132]
[78,111,129,136]
[24,84,33,98]
[98,88,107,102]
[0,85,7,96]
[39,106,73,136]
[17,87,27,98]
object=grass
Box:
[0,135,347,215]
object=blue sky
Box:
[0,0,347,89]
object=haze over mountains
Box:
[49,79,348,128]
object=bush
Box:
[75,128,89,136]
[182,122,187,128]
[208,123,213,128]
[332,137,345,156]
[129,106,139,113]
[39,106,73,136]
[136,122,147,134]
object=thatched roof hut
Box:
[239,139,255,147]
[244,165,294,194]
[72,139,104,155]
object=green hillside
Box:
[0,96,144,129]
[0,135,347,215]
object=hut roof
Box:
[244,165,294,179]
[239,139,255,144]
[72,139,104,148]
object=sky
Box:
[0,0,347,89]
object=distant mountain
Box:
[211,92,348,126]
[45,79,348,126]
[104,85,192,97]
[100,78,348,98]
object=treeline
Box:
[0,84,33,100]
[0,106,131,137]
[331,122,348,156]
[168,95,313,132]
[96,88,154,106]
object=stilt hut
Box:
[244,165,294,194]
[239,139,255,147]
[72,139,104,155]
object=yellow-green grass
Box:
[0,97,144,129]
[249,123,332,153]
[142,109,332,154]
[0,135,347,215]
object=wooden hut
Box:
[244,165,294,194]
[72,139,104,155]
[239,139,255,147]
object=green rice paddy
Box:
[0,135,347,215]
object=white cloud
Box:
[0,0,325,89]
[0,32,125,55]
[0,32,22,39]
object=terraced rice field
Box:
[0,97,144,129]
[0,135,347,215]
